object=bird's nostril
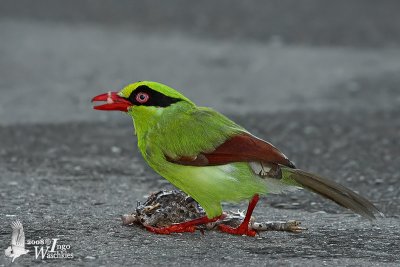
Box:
[107,91,114,104]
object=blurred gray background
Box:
[0,1,399,266]
[1,0,400,123]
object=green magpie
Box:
[92,81,382,236]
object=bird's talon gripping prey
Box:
[144,215,225,235]
[93,81,382,237]
[218,224,258,237]
[122,189,307,234]
[144,224,196,234]
[218,194,259,237]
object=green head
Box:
[91,81,194,114]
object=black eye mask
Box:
[128,85,181,107]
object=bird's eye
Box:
[136,92,150,103]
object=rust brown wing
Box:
[166,133,295,168]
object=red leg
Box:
[218,194,259,237]
[145,214,226,234]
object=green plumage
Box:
[114,81,381,220]
[129,101,266,217]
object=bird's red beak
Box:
[91,92,132,112]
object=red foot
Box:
[218,194,259,237]
[145,214,225,235]
[145,224,196,234]
[218,223,257,237]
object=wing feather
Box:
[202,134,295,168]
[166,133,295,168]
[158,106,295,168]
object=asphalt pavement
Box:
[0,1,399,266]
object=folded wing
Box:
[166,133,295,168]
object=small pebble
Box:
[111,146,122,154]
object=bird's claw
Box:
[218,223,257,237]
[144,224,196,234]
[143,214,225,235]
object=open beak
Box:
[91,92,132,112]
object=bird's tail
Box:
[281,167,383,220]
